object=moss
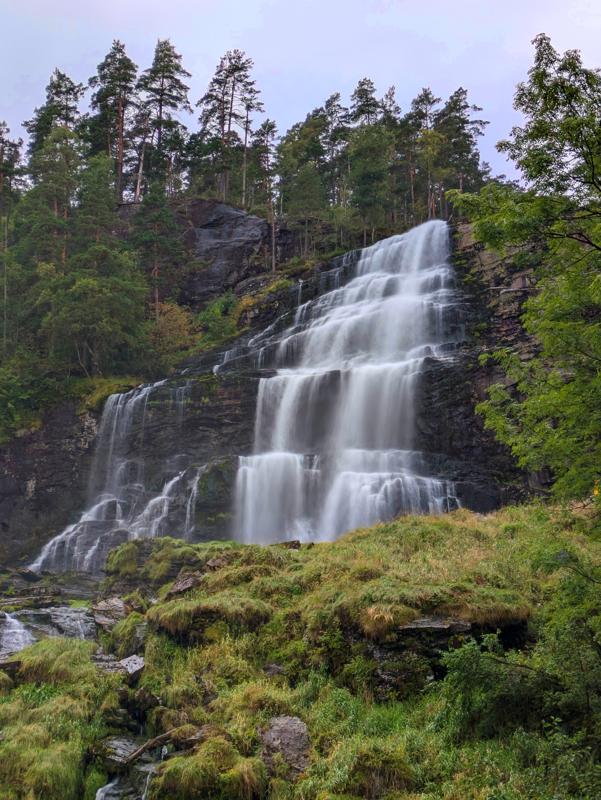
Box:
[17,638,98,685]
[108,611,148,658]
[105,539,139,577]
[150,736,267,799]
[3,506,601,799]
[0,669,14,694]
[147,589,272,639]
[83,767,109,800]
[0,640,119,800]
[68,375,142,413]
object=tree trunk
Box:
[241,110,250,209]
[134,139,147,203]
[116,95,125,202]
[2,214,7,354]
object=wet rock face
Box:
[0,404,98,568]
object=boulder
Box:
[166,569,205,598]
[97,736,140,772]
[261,715,310,778]
[93,597,130,630]
[116,655,145,683]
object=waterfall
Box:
[0,613,35,656]
[31,380,200,574]
[234,220,462,543]
[29,219,464,572]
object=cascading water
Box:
[30,219,465,573]
[233,220,463,543]
[0,613,35,656]
[31,380,202,573]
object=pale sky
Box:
[2,0,600,178]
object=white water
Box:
[0,613,35,656]
[234,220,462,543]
[31,380,201,574]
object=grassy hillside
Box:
[1,504,600,799]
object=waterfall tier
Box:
[31,381,203,573]
[233,220,464,543]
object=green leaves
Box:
[457,35,601,502]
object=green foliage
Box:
[2,507,601,798]
[196,292,238,348]
[150,736,267,800]
[0,639,119,800]
[453,35,601,501]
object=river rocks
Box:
[15,605,97,640]
[93,597,130,630]
[260,715,311,778]
[94,648,144,683]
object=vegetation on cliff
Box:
[1,505,601,799]
[452,34,601,502]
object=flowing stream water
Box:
[30,219,463,571]
[0,613,35,656]
[233,219,463,542]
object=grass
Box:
[2,504,600,799]
[0,639,121,800]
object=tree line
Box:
[0,37,489,439]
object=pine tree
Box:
[88,40,138,201]
[0,123,22,215]
[136,40,191,185]
[131,182,184,319]
[434,87,488,195]
[252,120,278,271]
[197,49,263,203]
[72,154,116,247]
[16,128,80,271]
[348,124,394,244]
[24,69,85,156]
[350,78,380,125]
[0,123,22,353]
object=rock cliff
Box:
[0,214,532,568]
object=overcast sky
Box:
[2,0,599,178]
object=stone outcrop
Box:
[178,200,280,307]
[260,715,311,778]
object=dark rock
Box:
[97,736,141,772]
[0,405,98,568]
[261,715,310,779]
[205,556,228,571]
[0,655,21,678]
[15,568,42,583]
[398,616,472,634]
[133,687,160,713]
[177,199,294,309]
[274,540,302,550]
[263,663,286,678]
[166,569,205,598]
